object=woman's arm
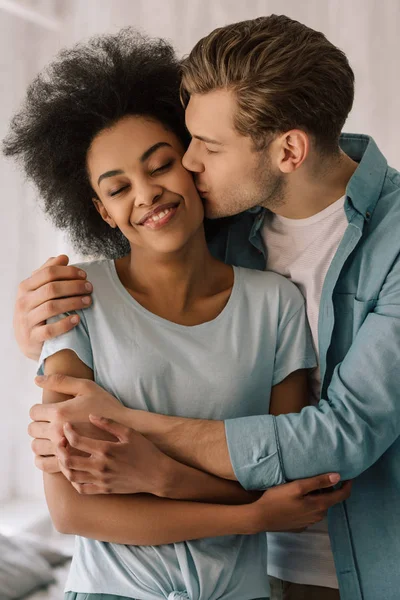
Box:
[41,349,258,543]
[269,369,309,416]
[40,352,347,543]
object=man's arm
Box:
[110,368,311,480]
[32,367,311,483]
[41,350,351,543]
[121,265,400,488]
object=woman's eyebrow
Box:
[98,169,124,186]
[140,141,172,162]
[97,142,173,186]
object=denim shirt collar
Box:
[340,133,387,221]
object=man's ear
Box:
[92,198,117,228]
[275,130,309,174]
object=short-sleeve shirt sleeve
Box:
[37,310,93,375]
[272,287,316,386]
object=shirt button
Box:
[366,211,371,220]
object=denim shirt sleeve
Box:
[225,255,400,489]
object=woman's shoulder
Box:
[235,266,305,321]
[236,266,303,299]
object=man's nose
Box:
[182,141,204,173]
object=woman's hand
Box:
[55,415,171,496]
[248,474,352,533]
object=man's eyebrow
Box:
[192,135,223,146]
[97,142,172,186]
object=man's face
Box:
[182,89,286,219]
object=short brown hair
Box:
[181,15,354,152]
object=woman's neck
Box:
[115,227,225,312]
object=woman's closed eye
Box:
[109,185,130,197]
[150,159,174,175]
[107,160,175,196]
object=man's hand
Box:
[29,374,125,472]
[250,474,352,533]
[54,415,171,496]
[14,255,93,360]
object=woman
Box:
[3,29,316,600]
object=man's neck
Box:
[272,151,359,220]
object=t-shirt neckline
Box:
[107,259,241,332]
[270,195,346,228]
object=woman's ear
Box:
[92,198,117,228]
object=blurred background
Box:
[0,0,399,521]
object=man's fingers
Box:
[298,473,341,496]
[32,255,70,276]
[89,414,130,443]
[23,263,87,295]
[31,438,54,456]
[32,315,82,344]
[28,296,92,329]
[27,278,92,311]
[28,420,53,439]
[34,372,91,396]
[34,455,60,473]
[29,402,57,421]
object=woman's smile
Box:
[137,201,181,229]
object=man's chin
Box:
[204,205,244,220]
[203,199,229,220]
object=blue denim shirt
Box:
[206,134,400,600]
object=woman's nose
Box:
[134,186,162,208]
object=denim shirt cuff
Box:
[224,415,286,490]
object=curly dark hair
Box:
[2,28,189,258]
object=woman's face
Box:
[87,115,204,255]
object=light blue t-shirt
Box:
[38,259,316,600]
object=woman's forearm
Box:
[159,457,260,504]
[45,471,256,545]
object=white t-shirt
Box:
[262,195,348,589]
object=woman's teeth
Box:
[147,208,172,223]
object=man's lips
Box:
[195,182,208,196]
[136,201,180,226]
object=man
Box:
[15,15,400,600]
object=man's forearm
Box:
[121,407,235,480]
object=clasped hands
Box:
[29,373,352,533]
[29,374,170,496]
